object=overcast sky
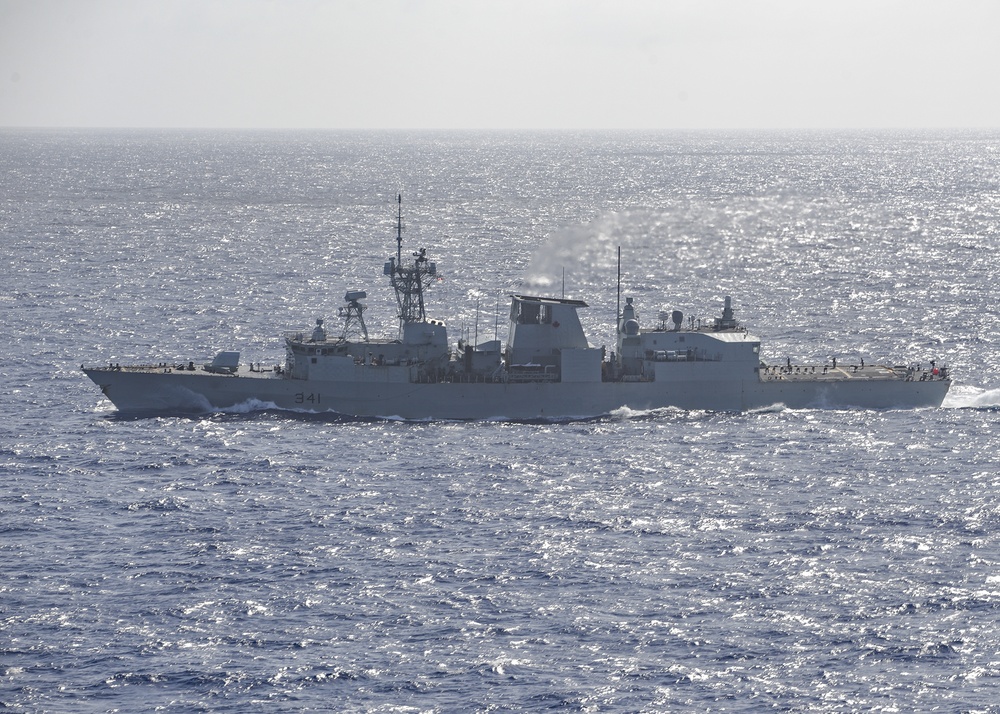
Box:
[2,0,998,130]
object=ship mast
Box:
[385,194,436,333]
[396,193,403,268]
[616,246,622,329]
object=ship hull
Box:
[83,367,950,419]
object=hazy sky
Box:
[2,0,998,130]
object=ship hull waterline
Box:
[83,367,950,420]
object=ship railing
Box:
[757,362,950,382]
[83,362,148,372]
[507,371,560,383]
[438,373,509,384]
[84,362,199,373]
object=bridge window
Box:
[515,301,541,324]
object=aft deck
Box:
[760,363,949,383]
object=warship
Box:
[83,198,951,419]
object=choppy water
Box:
[2,129,1000,712]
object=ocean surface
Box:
[2,129,1000,712]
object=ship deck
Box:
[760,363,947,383]
[83,361,951,386]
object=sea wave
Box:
[943,385,1000,409]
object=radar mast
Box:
[337,291,369,342]
[383,194,437,333]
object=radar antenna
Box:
[383,194,437,332]
[338,291,369,342]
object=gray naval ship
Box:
[83,199,951,419]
